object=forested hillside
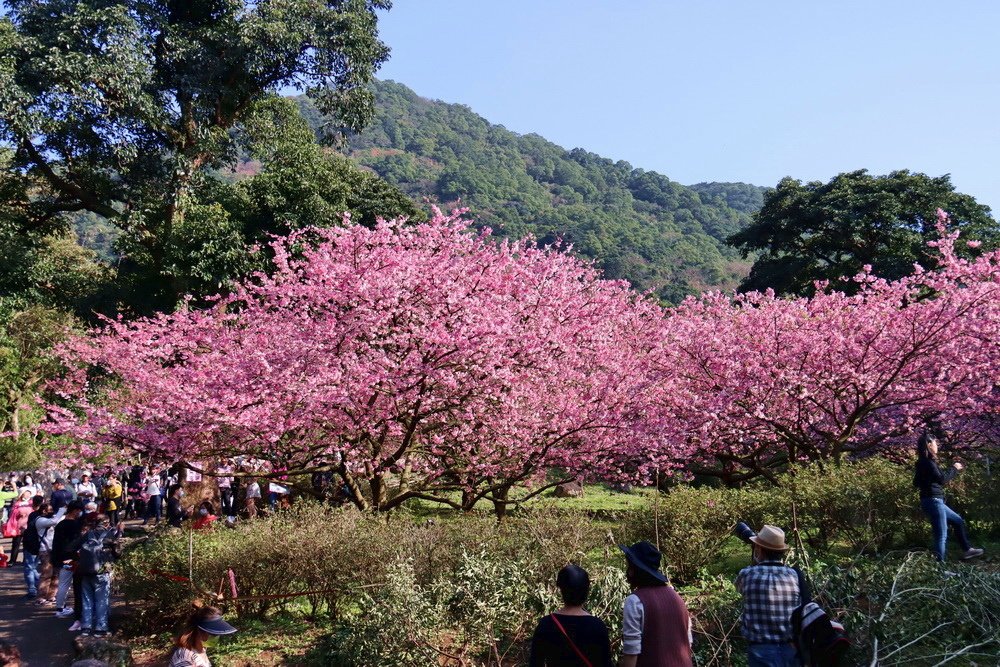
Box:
[298,80,767,302]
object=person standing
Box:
[50,479,74,512]
[75,474,97,503]
[34,502,67,605]
[18,475,38,498]
[101,473,123,526]
[735,525,804,667]
[619,541,693,667]
[216,463,234,520]
[528,564,613,667]
[125,470,143,521]
[143,472,162,525]
[20,496,44,598]
[4,491,33,566]
[51,500,85,618]
[243,476,260,520]
[75,513,121,636]
[0,480,17,525]
[913,433,984,562]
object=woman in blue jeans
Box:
[913,433,984,562]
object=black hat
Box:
[197,613,237,636]
[618,541,668,583]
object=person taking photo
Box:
[735,525,808,667]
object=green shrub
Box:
[619,458,997,580]
[808,552,1000,666]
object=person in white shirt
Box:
[19,475,39,499]
[216,464,234,519]
[143,473,162,525]
[169,605,237,667]
[34,503,66,604]
[243,478,261,519]
[76,474,98,502]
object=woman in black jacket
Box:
[914,433,983,562]
[165,485,189,528]
[528,564,613,667]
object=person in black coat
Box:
[528,564,613,667]
[913,432,983,562]
[165,485,189,528]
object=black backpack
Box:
[792,601,850,667]
[22,512,42,555]
[77,528,119,576]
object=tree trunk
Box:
[491,485,511,521]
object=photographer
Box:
[734,524,807,667]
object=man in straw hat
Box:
[735,525,807,667]
[618,540,693,667]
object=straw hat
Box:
[749,524,790,551]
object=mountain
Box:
[298,80,768,303]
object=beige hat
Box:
[749,524,790,551]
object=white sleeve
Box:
[622,593,644,656]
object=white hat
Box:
[749,524,790,551]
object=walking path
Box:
[0,556,76,666]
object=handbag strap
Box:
[549,614,593,667]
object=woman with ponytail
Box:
[914,432,984,562]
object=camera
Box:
[734,521,756,544]
[734,521,760,564]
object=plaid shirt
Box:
[735,561,801,643]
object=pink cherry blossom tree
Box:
[47,209,668,512]
[654,211,1000,484]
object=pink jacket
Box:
[8,501,33,535]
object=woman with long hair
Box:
[169,605,237,667]
[4,490,34,566]
[914,432,984,562]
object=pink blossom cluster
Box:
[652,210,1000,481]
[44,209,1000,502]
[47,209,666,510]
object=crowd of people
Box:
[0,434,986,667]
[0,466,242,666]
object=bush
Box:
[117,503,606,628]
[117,504,406,625]
[321,554,631,667]
[808,552,1000,665]
[621,458,995,582]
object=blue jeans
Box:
[920,497,972,561]
[145,494,161,522]
[23,552,39,596]
[748,643,798,667]
[81,573,112,632]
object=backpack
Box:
[22,512,42,555]
[792,601,850,667]
[77,528,119,576]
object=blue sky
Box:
[374,1,1000,212]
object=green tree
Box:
[729,170,998,295]
[0,0,391,312]
[0,305,72,470]
[112,97,419,306]
[1,149,112,315]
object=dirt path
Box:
[0,551,76,666]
